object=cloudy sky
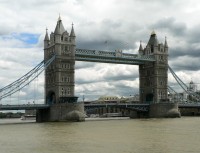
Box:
[1,0,200,104]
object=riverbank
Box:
[86,117,130,121]
[0,118,35,124]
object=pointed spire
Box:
[151,30,156,35]
[58,13,61,21]
[148,30,158,46]
[139,40,143,51]
[54,15,65,34]
[164,36,168,48]
[44,28,49,41]
[70,22,75,37]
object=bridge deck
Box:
[0,103,199,111]
[0,104,50,110]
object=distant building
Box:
[120,95,139,103]
[97,96,120,103]
[168,81,200,102]
[95,94,139,103]
[187,81,197,92]
[25,110,36,116]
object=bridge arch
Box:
[46,91,56,105]
[146,93,154,103]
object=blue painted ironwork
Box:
[75,49,155,65]
[84,103,150,112]
[0,103,200,111]
[0,104,50,110]
[178,103,200,108]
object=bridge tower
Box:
[139,31,168,103]
[139,31,180,117]
[37,16,85,122]
[44,16,76,104]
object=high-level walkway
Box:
[75,49,155,65]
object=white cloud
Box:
[1,0,200,103]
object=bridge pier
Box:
[36,103,85,122]
[149,102,181,118]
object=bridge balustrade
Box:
[75,49,155,65]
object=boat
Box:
[20,115,36,120]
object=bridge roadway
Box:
[0,104,49,110]
[0,103,200,111]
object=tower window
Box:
[65,45,70,51]
[67,88,70,95]
[67,77,70,82]
[61,88,64,96]
[151,45,154,53]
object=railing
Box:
[0,104,50,110]
[75,49,155,65]
[75,49,155,61]
[84,103,150,112]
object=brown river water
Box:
[0,117,200,153]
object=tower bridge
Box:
[0,16,186,121]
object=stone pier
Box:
[149,102,181,118]
[36,103,85,122]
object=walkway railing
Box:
[75,49,155,65]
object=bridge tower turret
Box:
[44,28,50,49]
[70,23,76,45]
[139,31,168,103]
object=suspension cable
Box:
[0,55,56,100]
[168,65,200,102]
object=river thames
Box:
[0,117,200,153]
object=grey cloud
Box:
[110,83,139,97]
[77,39,134,51]
[101,19,122,30]
[169,47,200,59]
[75,61,96,69]
[76,67,138,85]
[187,25,200,44]
[76,19,139,51]
[150,17,187,37]
[169,56,200,71]
[104,73,138,81]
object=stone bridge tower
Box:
[44,16,76,104]
[139,31,168,103]
[139,31,180,117]
[37,16,85,122]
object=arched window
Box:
[151,45,154,53]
